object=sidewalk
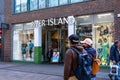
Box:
[0,62,110,80]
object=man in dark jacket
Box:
[109,40,120,80]
[64,34,83,80]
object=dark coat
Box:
[110,44,120,63]
[64,45,91,80]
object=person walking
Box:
[47,47,53,63]
[109,40,120,80]
[64,34,87,80]
[81,38,96,80]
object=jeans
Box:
[114,63,120,80]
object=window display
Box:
[94,23,114,65]
[13,23,34,61]
[76,13,114,66]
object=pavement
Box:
[0,62,110,80]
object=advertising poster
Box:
[52,52,59,63]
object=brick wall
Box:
[4,0,119,61]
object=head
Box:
[29,40,31,42]
[81,38,93,48]
[115,40,120,48]
[68,34,79,46]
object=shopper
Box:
[28,40,34,58]
[109,40,120,80]
[47,47,53,63]
[64,34,83,80]
[81,38,96,80]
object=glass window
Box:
[30,0,38,10]
[15,0,21,13]
[76,15,93,25]
[94,13,114,24]
[71,0,88,3]
[39,0,46,9]
[49,0,58,7]
[13,23,34,61]
[59,0,68,5]
[21,0,27,12]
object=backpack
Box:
[91,56,101,75]
[71,47,92,80]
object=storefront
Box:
[76,12,114,65]
[12,16,75,63]
[12,13,114,65]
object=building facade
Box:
[0,0,4,61]
[4,0,120,65]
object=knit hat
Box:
[81,38,93,46]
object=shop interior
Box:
[42,25,68,63]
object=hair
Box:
[114,40,120,45]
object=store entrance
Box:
[42,25,68,63]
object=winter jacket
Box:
[110,44,120,63]
[64,45,83,80]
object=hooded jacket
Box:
[64,45,83,80]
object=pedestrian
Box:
[47,47,53,63]
[28,40,34,58]
[109,40,120,80]
[64,34,83,80]
[81,38,97,80]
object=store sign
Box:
[33,16,75,27]
[1,23,9,29]
[40,17,68,26]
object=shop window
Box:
[49,0,58,7]
[59,0,68,5]
[15,0,21,13]
[30,0,38,10]
[13,23,34,61]
[21,0,27,12]
[76,24,92,40]
[14,0,27,13]
[93,23,114,65]
[76,13,114,66]
[71,0,89,3]
[39,0,46,9]
[76,15,93,25]
[94,13,114,24]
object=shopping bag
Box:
[110,65,119,76]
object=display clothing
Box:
[100,42,109,62]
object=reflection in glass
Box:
[49,0,58,7]
[21,0,27,12]
[30,0,38,10]
[39,0,46,9]
[15,0,21,13]
[71,0,87,3]
[59,0,68,5]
